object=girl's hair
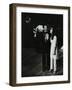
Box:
[50,26,56,39]
[50,27,58,48]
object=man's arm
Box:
[33,28,37,37]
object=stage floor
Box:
[22,48,63,77]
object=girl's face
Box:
[50,28,53,34]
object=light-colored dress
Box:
[50,35,57,71]
[50,36,57,56]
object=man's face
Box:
[37,25,43,32]
[44,25,47,32]
[45,33,49,40]
[50,28,53,34]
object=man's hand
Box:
[33,29,37,37]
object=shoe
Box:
[53,71,56,74]
[49,69,53,72]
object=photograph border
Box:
[9,3,70,86]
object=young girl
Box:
[49,27,58,74]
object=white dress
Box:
[50,36,57,56]
[50,35,57,71]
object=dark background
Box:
[22,12,63,77]
[22,13,63,49]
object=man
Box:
[42,25,50,72]
[33,25,43,37]
[33,25,50,73]
[33,25,44,51]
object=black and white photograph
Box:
[22,13,63,77]
[9,4,70,86]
